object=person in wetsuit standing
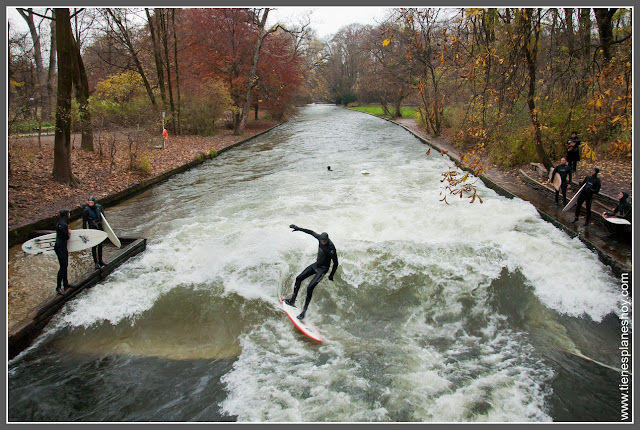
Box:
[572,167,602,226]
[551,157,572,206]
[83,196,106,269]
[285,225,339,320]
[55,209,72,295]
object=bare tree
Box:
[235,8,279,135]
[103,8,158,107]
[17,8,49,119]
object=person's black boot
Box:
[297,310,306,320]
[284,297,295,306]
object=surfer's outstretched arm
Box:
[289,225,320,240]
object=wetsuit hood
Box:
[59,209,70,218]
[621,192,629,201]
[319,232,329,242]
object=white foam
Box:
[29,105,622,422]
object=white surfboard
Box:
[22,229,108,255]
[562,183,586,212]
[548,168,561,191]
[280,297,323,342]
[101,213,121,248]
[603,215,631,226]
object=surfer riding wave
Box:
[285,225,339,320]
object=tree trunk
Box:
[52,8,75,185]
[593,8,617,64]
[70,32,93,151]
[235,8,270,135]
[46,16,56,120]
[521,9,552,169]
[147,8,166,106]
[17,8,47,120]
[579,9,592,61]
[563,8,575,54]
[159,9,176,132]
[172,9,181,135]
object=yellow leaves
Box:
[586,94,604,110]
[581,141,597,162]
[382,37,392,47]
[607,138,632,160]
[10,79,24,88]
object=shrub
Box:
[209,149,219,158]
[180,79,234,135]
[136,153,152,174]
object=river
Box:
[8,105,628,422]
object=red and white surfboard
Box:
[280,297,323,342]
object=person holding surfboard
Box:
[54,209,72,295]
[83,196,106,269]
[566,131,581,176]
[572,167,601,226]
[603,192,632,222]
[551,157,572,206]
[603,191,632,241]
[285,225,339,320]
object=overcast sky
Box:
[268,7,395,38]
[7,7,395,39]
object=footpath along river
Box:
[8,105,629,422]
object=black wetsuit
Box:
[552,164,572,205]
[574,174,601,224]
[604,193,632,237]
[289,227,339,315]
[83,203,104,265]
[566,137,581,172]
[54,215,71,292]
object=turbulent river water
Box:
[8,105,629,422]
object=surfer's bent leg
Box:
[301,269,327,314]
[289,264,316,305]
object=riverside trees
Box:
[8,7,632,178]
[9,7,306,183]
[314,8,631,168]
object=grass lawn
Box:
[349,105,419,119]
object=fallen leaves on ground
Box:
[8,121,277,231]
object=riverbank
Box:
[6,110,631,333]
[391,117,632,277]
[7,120,280,330]
[8,119,280,245]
